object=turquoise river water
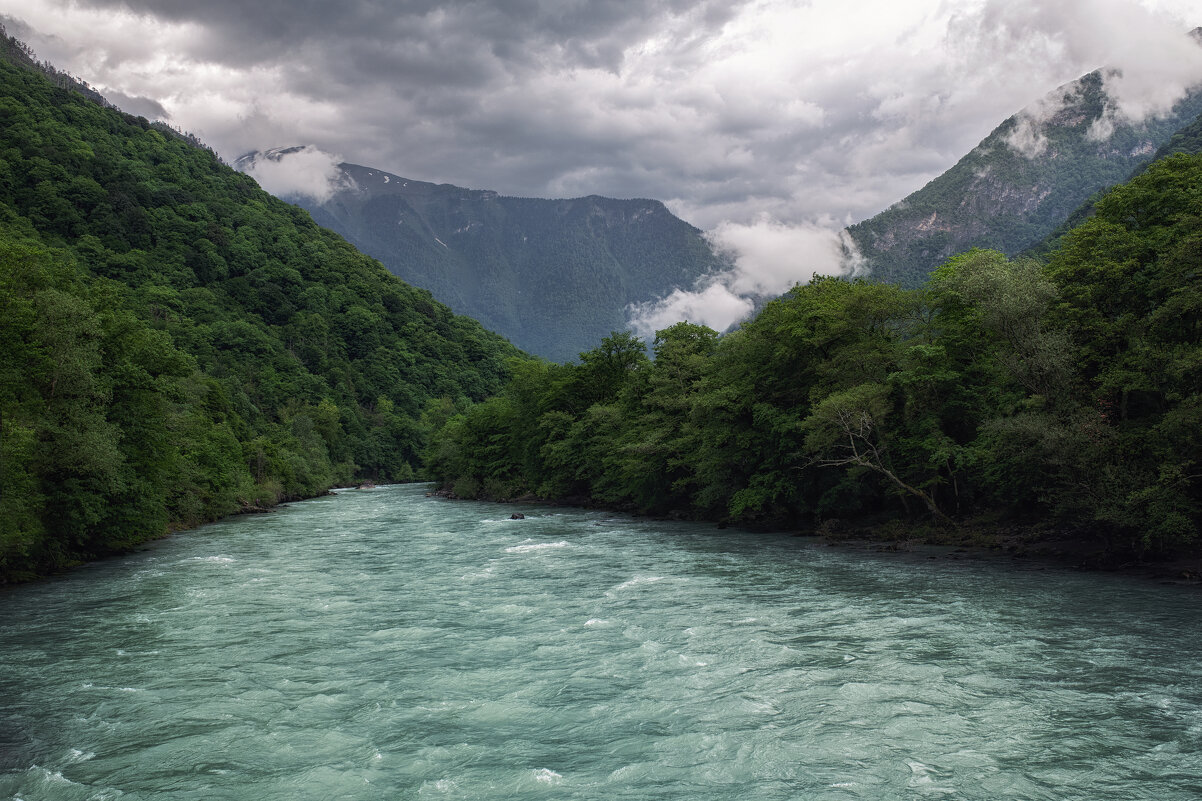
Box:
[2,484,1201,799]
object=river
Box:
[1,484,1200,799]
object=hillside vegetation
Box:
[430,153,1202,558]
[0,51,520,581]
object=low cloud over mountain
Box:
[6,0,1199,232]
[10,0,1200,335]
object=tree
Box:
[803,383,952,523]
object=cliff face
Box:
[848,71,1202,287]
[241,158,726,362]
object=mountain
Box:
[428,152,1202,556]
[0,32,520,581]
[848,67,1202,287]
[235,152,728,362]
[1147,108,1202,162]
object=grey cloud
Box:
[3,0,1200,327]
[72,0,743,75]
[102,88,169,119]
[0,1,1043,223]
[0,13,37,43]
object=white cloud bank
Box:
[239,146,348,203]
[628,217,859,336]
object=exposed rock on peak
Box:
[848,66,1202,286]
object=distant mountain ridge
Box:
[236,152,727,362]
[848,60,1202,286]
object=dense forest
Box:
[0,49,520,582]
[429,153,1202,558]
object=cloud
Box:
[1003,116,1050,158]
[1094,30,1202,132]
[240,146,348,203]
[101,88,169,120]
[12,0,1200,231]
[1086,112,1118,143]
[627,280,755,337]
[998,81,1087,158]
[2,0,1201,334]
[711,216,852,295]
[965,0,1202,156]
[627,217,855,336]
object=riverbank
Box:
[1,480,388,586]
[803,522,1202,586]
[427,486,1202,587]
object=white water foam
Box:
[461,565,498,580]
[617,576,666,590]
[505,541,569,554]
[532,768,562,784]
[606,576,671,597]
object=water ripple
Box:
[1,484,1201,799]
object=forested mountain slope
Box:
[429,153,1202,559]
[237,153,728,362]
[1023,105,1202,261]
[1147,110,1202,162]
[848,68,1202,287]
[0,47,520,582]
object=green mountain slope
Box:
[0,41,520,581]
[848,69,1202,287]
[429,152,1202,557]
[240,155,728,362]
[1023,106,1202,260]
[1148,109,1202,161]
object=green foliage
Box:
[431,154,1202,556]
[1149,110,1202,162]
[0,54,520,581]
[1040,154,1202,546]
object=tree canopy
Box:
[430,154,1202,557]
[0,53,520,581]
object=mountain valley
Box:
[237,152,728,362]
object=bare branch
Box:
[811,400,953,525]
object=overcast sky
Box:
[3,0,1201,331]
